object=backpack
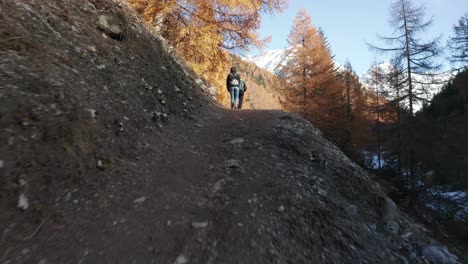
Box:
[229,73,240,87]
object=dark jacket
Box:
[226,73,240,92]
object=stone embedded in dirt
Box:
[208,87,216,96]
[277,205,285,213]
[401,232,413,240]
[97,14,124,40]
[191,221,208,229]
[382,196,399,221]
[65,192,72,202]
[17,193,29,210]
[422,245,458,264]
[230,138,244,145]
[194,123,203,128]
[225,159,240,169]
[133,196,146,203]
[86,109,96,118]
[173,255,188,264]
[152,111,162,121]
[345,205,358,218]
[317,188,328,198]
[174,86,181,93]
[0,160,4,168]
[195,79,204,86]
[385,220,400,236]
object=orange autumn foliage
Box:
[126,0,287,105]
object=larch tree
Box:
[367,62,386,172]
[386,56,406,179]
[281,8,318,114]
[335,60,372,161]
[369,0,441,203]
[343,60,354,119]
[281,8,348,146]
[447,13,468,71]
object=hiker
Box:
[238,78,247,109]
[226,66,241,109]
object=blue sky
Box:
[256,0,467,75]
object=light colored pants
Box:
[230,86,240,109]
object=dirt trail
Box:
[1,109,298,263]
[3,108,462,264]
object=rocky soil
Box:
[0,0,464,263]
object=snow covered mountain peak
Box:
[243,49,288,74]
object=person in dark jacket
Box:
[226,67,241,109]
[238,78,247,109]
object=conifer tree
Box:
[281,8,345,143]
[447,13,468,71]
[369,0,441,203]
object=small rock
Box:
[173,255,188,264]
[208,86,217,96]
[17,193,29,210]
[134,196,146,203]
[97,158,110,170]
[237,222,244,227]
[65,192,72,202]
[385,220,400,236]
[157,89,163,94]
[86,109,96,118]
[345,205,358,217]
[191,222,208,229]
[225,159,240,169]
[166,220,172,226]
[422,245,458,264]
[0,160,4,168]
[317,188,328,197]
[277,205,285,213]
[401,232,412,240]
[97,14,124,40]
[174,86,181,93]
[194,124,204,128]
[230,138,244,144]
[382,196,399,221]
[195,79,203,86]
